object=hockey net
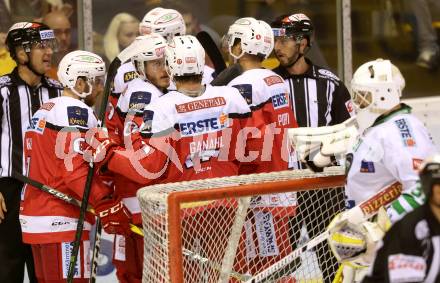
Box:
[137,167,346,283]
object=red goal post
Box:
[137,167,346,282]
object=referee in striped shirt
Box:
[271,14,353,282]
[0,22,62,283]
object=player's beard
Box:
[278,46,301,68]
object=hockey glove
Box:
[84,129,118,172]
[95,197,132,236]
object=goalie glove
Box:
[327,207,390,268]
[289,117,359,170]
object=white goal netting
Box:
[137,167,346,283]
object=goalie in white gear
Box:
[324,59,437,282]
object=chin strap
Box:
[285,38,311,69]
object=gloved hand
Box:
[94,197,132,236]
[84,128,119,171]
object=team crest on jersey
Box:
[394,118,416,147]
[40,102,55,111]
[271,92,289,109]
[360,160,375,173]
[129,91,152,112]
[179,113,230,137]
[0,75,11,86]
[263,75,283,86]
[67,106,88,128]
[142,110,154,132]
[29,117,46,134]
[233,84,252,105]
[123,71,138,83]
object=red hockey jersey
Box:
[106,85,262,185]
[20,96,111,244]
[228,68,297,173]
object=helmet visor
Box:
[30,38,59,52]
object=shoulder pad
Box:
[45,77,64,89]
[0,75,12,87]
[316,68,341,83]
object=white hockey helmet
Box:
[128,34,167,80]
[225,17,274,60]
[57,50,106,98]
[165,35,205,78]
[139,7,186,41]
[351,59,405,133]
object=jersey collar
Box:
[371,103,412,127]
[275,58,317,79]
[10,66,51,89]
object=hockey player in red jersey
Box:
[106,33,169,283]
[225,17,297,173]
[19,50,131,283]
[91,34,262,282]
[224,17,298,279]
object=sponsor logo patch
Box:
[67,106,88,127]
[129,91,152,111]
[175,97,226,113]
[233,84,252,105]
[62,242,81,278]
[29,117,46,133]
[123,71,138,83]
[40,102,55,111]
[271,92,289,109]
[395,118,416,147]
[388,254,426,283]
[179,113,229,136]
[185,57,196,63]
[360,160,375,173]
[263,75,283,86]
[318,69,340,81]
[155,13,179,24]
[39,29,55,40]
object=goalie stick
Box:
[245,181,403,283]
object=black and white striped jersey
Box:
[0,68,62,177]
[273,59,354,128]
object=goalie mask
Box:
[351,59,405,133]
[225,17,274,60]
[165,35,205,78]
[129,34,167,81]
[57,50,106,98]
[419,155,440,201]
[139,7,186,41]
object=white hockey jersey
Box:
[346,105,437,222]
[113,62,138,95]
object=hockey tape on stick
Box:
[245,181,402,283]
[14,173,143,237]
[196,31,226,75]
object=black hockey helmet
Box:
[271,13,314,46]
[419,155,440,199]
[5,22,58,58]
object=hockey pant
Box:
[112,232,143,283]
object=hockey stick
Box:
[13,172,142,236]
[244,181,403,283]
[62,44,145,282]
[196,31,226,75]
